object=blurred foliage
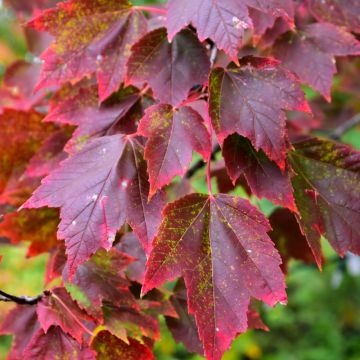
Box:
[0,8,26,79]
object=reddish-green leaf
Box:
[23,135,164,276]
[139,288,178,319]
[103,304,160,342]
[0,208,59,257]
[143,193,286,360]
[91,331,154,360]
[63,248,137,315]
[289,137,360,268]
[0,109,54,197]
[138,104,211,197]
[24,326,96,360]
[223,134,296,211]
[37,287,93,343]
[127,28,210,106]
[29,0,147,100]
[209,56,309,170]
[273,23,360,101]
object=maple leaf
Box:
[126,28,210,107]
[247,306,269,332]
[138,104,211,197]
[165,280,204,355]
[250,9,278,39]
[63,248,138,316]
[257,17,292,49]
[46,245,67,284]
[269,208,315,273]
[209,56,310,169]
[116,232,147,284]
[91,330,154,360]
[103,304,160,343]
[37,287,93,343]
[0,109,55,197]
[250,1,294,39]
[24,326,96,360]
[211,164,239,194]
[166,0,293,61]
[273,23,360,101]
[28,0,147,101]
[210,159,252,196]
[143,193,286,360]
[139,288,178,319]
[289,137,360,268]
[308,0,360,34]
[0,208,59,257]
[0,305,40,359]
[167,288,269,336]
[223,134,296,211]
[44,84,144,149]
[23,135,165,276]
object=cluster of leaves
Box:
[0,0,359,359]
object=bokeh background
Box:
[1,0,360,359]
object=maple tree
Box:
[0,0,360,359]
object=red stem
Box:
[179,94,208,108]
[134,6,167,15]
[207,155,213,196]
[206,116,213,196]
[140,84,150,96]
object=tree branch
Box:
[0,289,44,305]
[330,113,360,140]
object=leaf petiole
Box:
[134,6,167,15]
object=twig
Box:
[330,113,360,140]
[0,289,44,305]
[185,145,221,179]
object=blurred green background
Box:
[1,0,360,359]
